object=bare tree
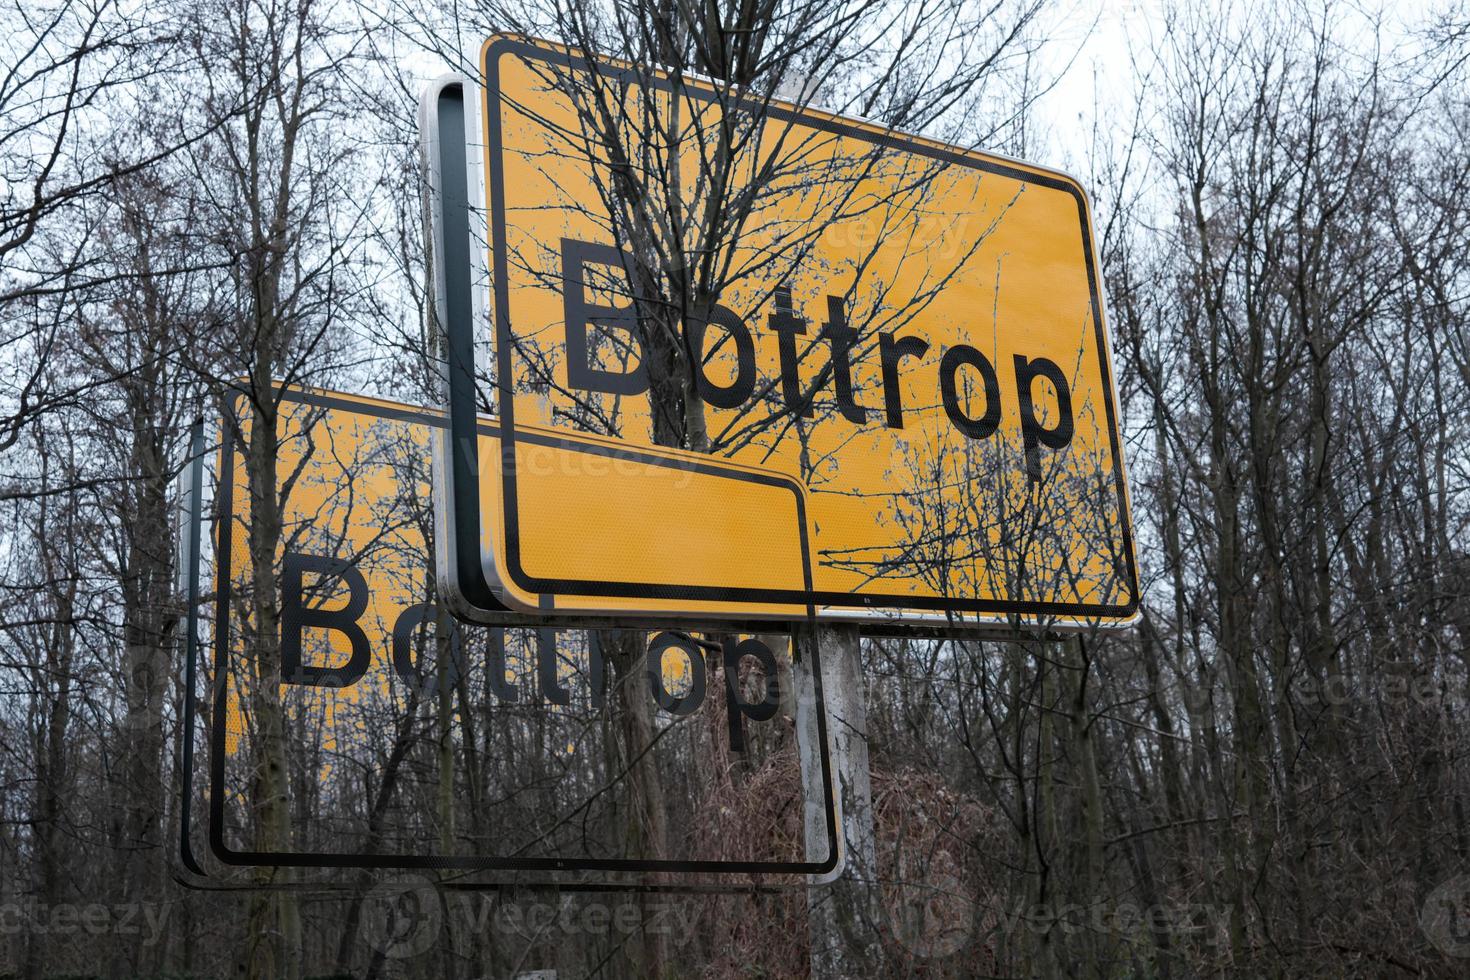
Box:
[175,0,373,973]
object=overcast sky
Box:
[1033,0,1450,168]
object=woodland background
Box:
[2,0,1469,977]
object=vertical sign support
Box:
[797,624,881,975]
[177,419,208,878]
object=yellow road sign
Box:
[181,386,838,880]
[435,38,1139,630]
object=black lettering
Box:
[724,638,781,753]
[879,332,930,428]
[588,632,606,709]
[562,237,647,396]
[686,304,757,409]
[538,627,570,705]
[487,628,519,703]
[281,552,370,687]
[767,286,812,418]
[1013,354,1075,479]
[823,296,867,424]
[939,345,1001,440]
[391,603,464,697]
[646,632,707,716]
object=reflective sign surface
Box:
[178,388,837,884]
[440,39,1139,630]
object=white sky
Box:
[1032,0,1451,170]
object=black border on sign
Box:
[197,388,840,876]
[177,421,209,879]
[465,37,1140,621]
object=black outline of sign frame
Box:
[445,37,1140,624]
[181,387,841,878]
